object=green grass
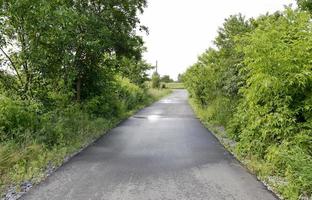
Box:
[145,81,184,89]
[164,82,184,89]
[147,88,172,100]
[0,88,172,197]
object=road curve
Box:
[21,90,278,200]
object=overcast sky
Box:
[139,0,296,80]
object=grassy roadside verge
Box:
[188,98,237,154]
[164,82,185,89]
[188,98,300,200]
[0,88,172,199]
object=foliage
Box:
[160,75,174,83]
[151,72,161,88]
[0,84,171,196]
[119,58,152,86]
[184,8,312,199]
[0,0,164,196]
[115,76,146,111]
[0,0,148,102]
[177,73,184,82]
[184,14,251,126]
[229,9,312,156]
[297,0,312,12]
[0,96,39,143]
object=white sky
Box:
[140,0,296,80]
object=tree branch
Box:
[0,46,24,86]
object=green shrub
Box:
[205,96,236,126]
[151,72,161,88]
[115,76,146,111]
[0,96,41,143]
[229,9,312,156]
[183,8,312,200]
[84,94,121,118]
[266,142,312,199]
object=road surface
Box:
[21,90,278,200]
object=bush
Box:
[84,94,121,118]
[229,9,312,158]
[183,8,312,199]
[115,76,146,111]
[266,141,312,199]
[0,96,41,143]
[151,72,161,88]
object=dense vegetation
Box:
[160,75,174,83]
[183,5,312,200]
[0,0,171,196]
[151,71,161,88]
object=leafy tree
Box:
[160,75,173,83]
[0,0,147,102]
[0,0,162,194]
[151,72,160,88]
[297,0,312,12]
[177,73,184,82]
[184,14,253,125]
[119,57,152,86]
[214,14,253,98]
[184,8,312,199]
[230,8,312,155]
[230,9,312,198]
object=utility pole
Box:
[155,60,158,74]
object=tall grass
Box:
[0,80,171,197]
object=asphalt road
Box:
[21,90,278,200]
